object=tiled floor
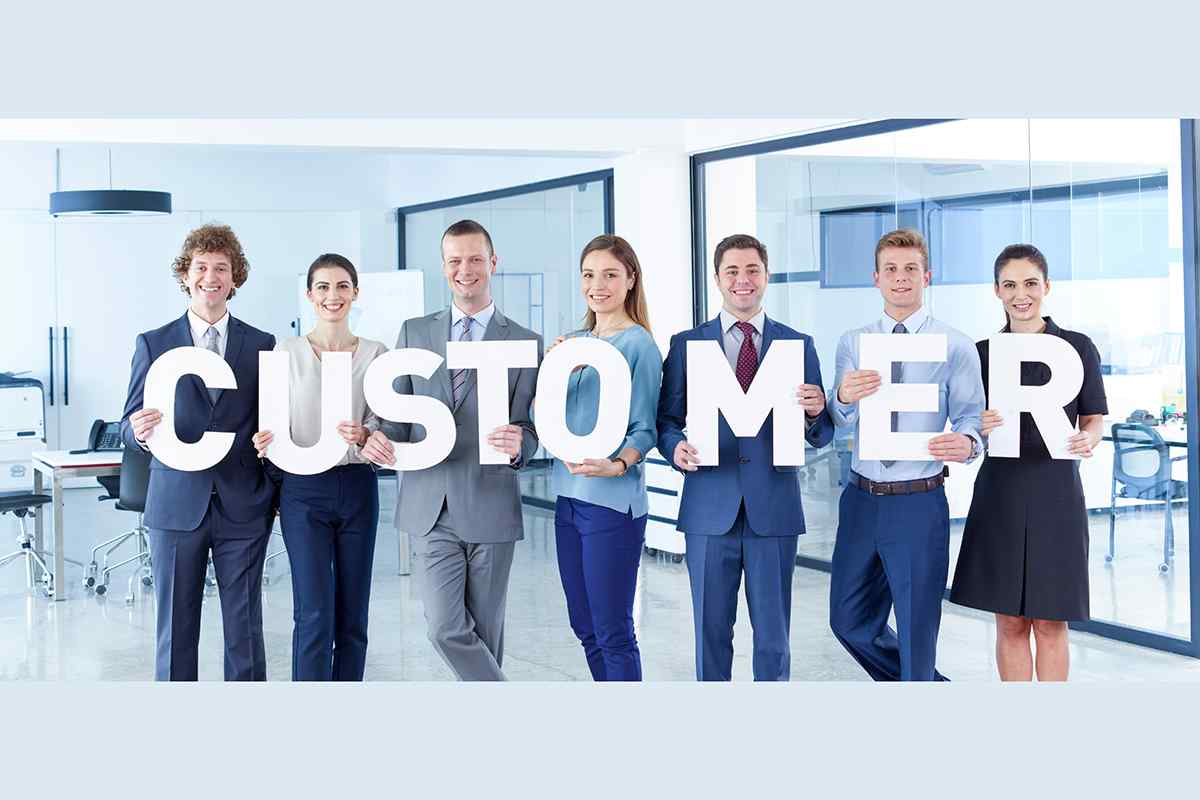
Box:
[1,477,1198,681]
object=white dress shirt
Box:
[187,309,230,357]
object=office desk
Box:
[31,450,121,601]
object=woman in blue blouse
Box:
[549,234,662,681]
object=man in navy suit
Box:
[120,223,277,681]
[657,234,834,681]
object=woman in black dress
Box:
[950,244,1107,681]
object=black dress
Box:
[949,317,1108,621]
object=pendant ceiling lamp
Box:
[48,148,172,217]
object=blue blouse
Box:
[550,324,663,516]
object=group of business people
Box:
[120,218,1105,683]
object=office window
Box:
[694,119,1197,654]
[397,170,613,341]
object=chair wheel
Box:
[644,547,658,557]
[1105,555,1113,563]
[142,576,153,587]
[671,553,684,564]
[83,576,95,588]
[95,584,107,596]
[1160,563,1170,573]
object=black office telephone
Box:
[70,419,123,454]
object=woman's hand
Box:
[337,421,368,446]
[1066,429,1100,458]
[980,410,1004,437]
[546,335,566,354]
[252,430,273,459]
[565,458,624,478]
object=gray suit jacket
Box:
[382,307,542,543]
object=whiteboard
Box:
[297,270,425,348]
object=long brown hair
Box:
[579,234,652,335]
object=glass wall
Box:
[399,171,611,341]
[398,171,613,507]
[696,120,1196,651]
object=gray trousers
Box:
[414,504,516,681]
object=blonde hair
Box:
[874,228,929,272]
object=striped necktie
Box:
[451,316,474,406]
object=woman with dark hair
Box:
[950,244,1107,681]
[252,254,387,681]
[546,234,662,681]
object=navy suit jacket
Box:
[656,316,834,537]
[120,312,277,533]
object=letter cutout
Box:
[258,350,352,475]
[446,340,539,464]
[686,339,806,466]
[363,349,456,471]
[535,337,631,464]
[858,333,947,461]
[143,346,236,471]
[986,333,1084,460]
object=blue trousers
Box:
[148,496,273,681]
[685,505,798,681]
[829,483,950,682]
[280,463,379,681]
[554,497,646,681]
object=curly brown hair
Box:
[171,223,250,299]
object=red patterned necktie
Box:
[734,321,758,391]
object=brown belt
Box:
[850,468,947,497]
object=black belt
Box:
[850,468,947,496]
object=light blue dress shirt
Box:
[719,308,764,369]
[550,324,663,516]
[450,301,495,341]
[829,305,984,481]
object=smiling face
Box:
[442,232,496,313]
[995,258,1049,326]
[874,246,929,317]
[581,249,634,319]
[714,247,768,318]
[307,265,358,323]
[186,250,233,317]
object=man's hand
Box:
[928,432,973,463]
[836,370,881,404]
[361,430,397,467]
[980,410,1003,437]
[487,424,523,459]
[673,440,701,472]
[252,430,273,458]
[794,384,826,418]
[131,408,162,443]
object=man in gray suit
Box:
[362,219,541,681]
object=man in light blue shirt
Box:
[827,229,984,682]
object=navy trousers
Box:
[829,482,950,682]
[279,463,379,681]
[148,496,273,681]
[554,497,646,681]
[685,505,798,681]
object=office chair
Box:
[0,491,55,596]
[1108,423,1187,573]
[85,445,152,603]
[262,519,289,586]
